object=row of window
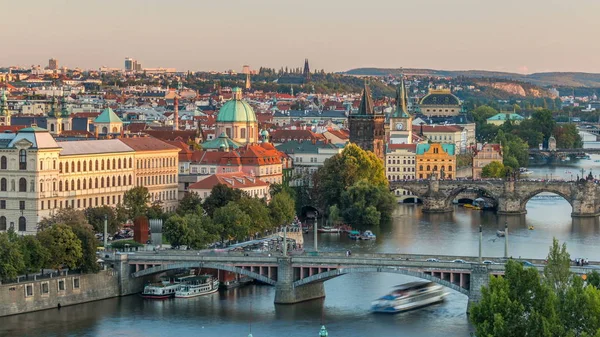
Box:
[387,159,415,165]
[38,189,177,211]
[0,151,28,170]
[54,175,133,192]
[137,157,176,170]
[59,157,133,173]
[20,278,80,298]
[388,167,415,172]
[418,173,453,179]
[418,165,453,172]
[137,174,177,187]
[0,178,29,192]
[0,216,26,231]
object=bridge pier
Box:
[571,180,600,218]
[274,257,325,304]
[467,265,489,314]
[422,178,453,213]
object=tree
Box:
[481,161,507,178]
[470,260,560,337]
[177,192,203,215]
[544,238,572,295]
[328,205,341,226]
[269,191,296,227]
[587,271,600,289]
[38,208,88,231]
[123,186,150,220]
[340,180,396,229]
[0,231,25,281]
[37,224,83,270]
[314,143,387,211]
[203,184,243,217]
[237,196,272,234]
[163,214,196,248]
[18,235,49,274]
[69,224,100,273]
[85,206,121,234]
[212,202,252,245]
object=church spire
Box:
[358,80,374,115]
[303,58,311,82]
[245,73,251,90]
[393,74,410,118]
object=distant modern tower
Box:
[173,95,179,131]
[245,73,251,90]
[348,81,385,160]
[125,57,134,71]
[0,90,10,126]
[48,58,58,70]
[303,59,311,82]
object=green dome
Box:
[216,88,257,124]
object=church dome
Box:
[216,88,257,123]
[420,89,460,106]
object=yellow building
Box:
[0,127,179,234]
[416,143,456,179]
[472,144,503,179]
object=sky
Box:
[2,0,599,74]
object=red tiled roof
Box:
[388,143,417,151]
[144,130,198,143]
[412,125,463,133]
[270,129,325,142]
[0,125,25,132]
[188,173,269,190]
[119,136,181,152]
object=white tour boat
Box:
[141,274,196,299]
[175,275,220,298]
[371,281,448,313]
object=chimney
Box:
[95,126,99,139]
[173,96,179,131]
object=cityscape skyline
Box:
[2,0,600,74]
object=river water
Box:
[3,154,600,337]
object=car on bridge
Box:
[452,259,468,264]
[426,258,440,262]
[521,261,535,267]
[483,260,498,265]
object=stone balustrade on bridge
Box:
[389,178,600,217]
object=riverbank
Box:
[0,270,119,317]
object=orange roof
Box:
[388,143,417,151]
[412,125,463,133]
[0,125,25,133]
[270,129,325,142]
[188,172,269,190]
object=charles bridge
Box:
[390,178,600,217]
[111,251,593,312]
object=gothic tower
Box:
[0,90,10,126]
[348,82,385,160]
[389,76,413,144]
[303,59,311,82]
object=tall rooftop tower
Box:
[303,59,311,82]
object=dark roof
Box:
[119,136,181,152]
[420,90,460,106]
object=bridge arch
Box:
[519,188,573,212]
[292,266,469,296]
[444,185,499,208]
[131,262,277,285]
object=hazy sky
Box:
[2,0,599,73]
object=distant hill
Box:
[344,68,600,88]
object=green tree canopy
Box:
[481,161,507,178]
[237,196,272,234]
[212,202,252,245]
[269,191,296,228]
[38,208,88,230]
[163,213,218,249]
[177,192,203,215]
[0,231,25,281]
[123,186,150,220]
[85,206,121,234]
[340,179,396,229]
[314,143,387,211]
[19,235,49,274]
[203,184,244,217]
[37,224,83,270]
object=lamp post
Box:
[504,221,509,259]
[283,225,288,257]
[478,225,482,263]
[314,211,318,252]
[103,214,108,249]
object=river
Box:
[2,157,600,337]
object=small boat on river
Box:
[318,226,341,233]
[360,230,377,240]
[348,230,361,240]
[496,230,506,237]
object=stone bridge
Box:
[390,178,600,217]
[111,251,592,312]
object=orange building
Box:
[416,143,456,179]
[472,144,503,179]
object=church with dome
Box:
[215,87,258,144]
[416,88,463,117]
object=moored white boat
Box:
[360,230,376,240]
[371,281,448,313]
[175,275,219,298]
[318,226,341,233]
[141,283,180,299]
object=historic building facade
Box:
[388,79,413,145]
[472,143,503,179]
[417,88,462,117]
[348,83,385,160]
[0,127,180,234]
[415,143,456,180]
[214,87,259,145]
